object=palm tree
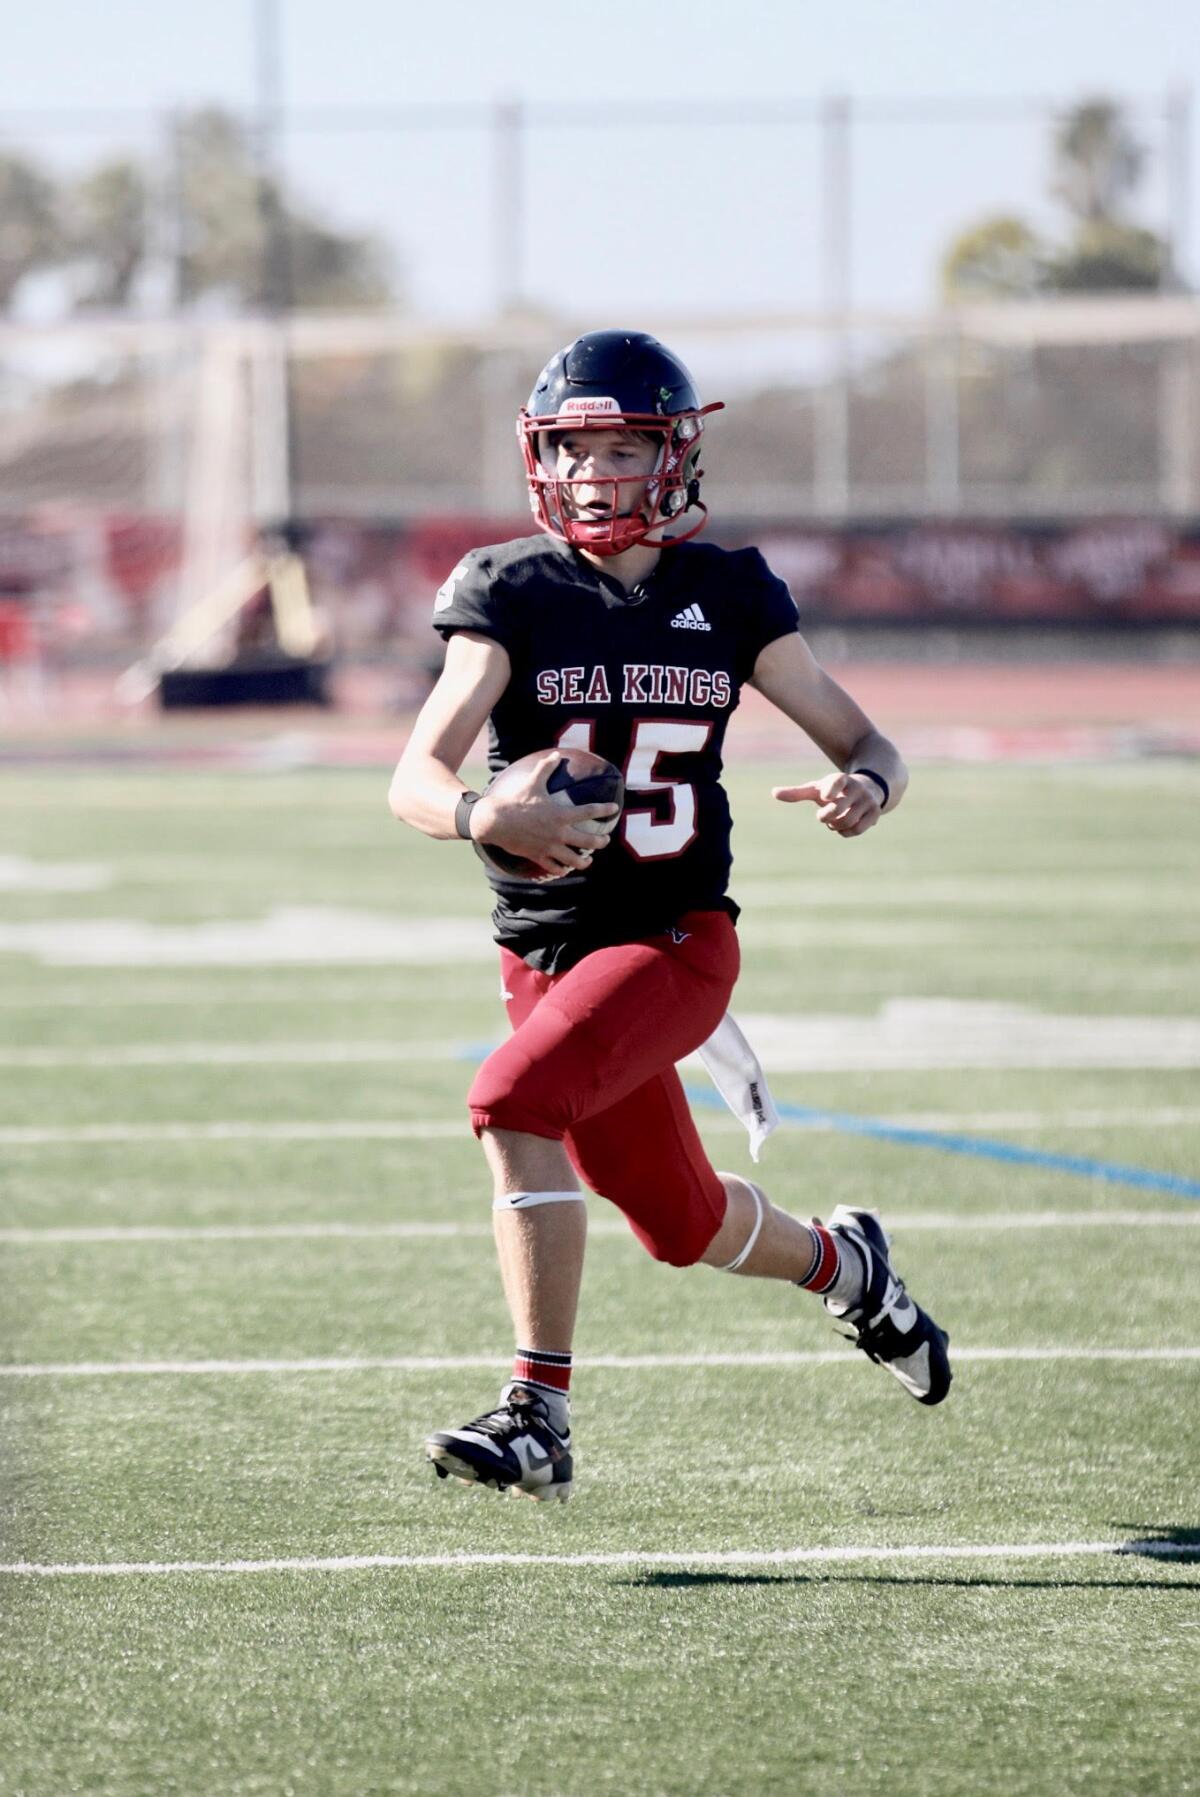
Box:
[1050,98,1144,226]
[1045,99,1168,291]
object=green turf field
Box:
[2,760,1198,1797]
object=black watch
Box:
[454,790,482,840]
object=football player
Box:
[389,329,951,1503]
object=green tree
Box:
[39,108,395,313]
[1044,98,1169,291]
[68,159,148,309]
[941,214,1047,302]
[0,152,64,308]
[940,96,1173,298]
[176,108,391,309]
[1050,97,1144,227]
[1045,219,1168,292]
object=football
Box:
[473,747,624,880]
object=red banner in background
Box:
[1,514,1198,665]
[737,520,1200,624]
[302,516,1200,640]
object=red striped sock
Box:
[796,1224,841,1294]
[512,1347,572,1397]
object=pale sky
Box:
[5,0,1199,320]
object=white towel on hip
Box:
[695,1010,780,1163]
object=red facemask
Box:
[516,403,723,556]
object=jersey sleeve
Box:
[738,548,801,674]
[430,548,518,651]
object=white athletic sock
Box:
[823,1238,869,1313]
[503,1379,570,1437]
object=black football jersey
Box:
[432,533,799,972]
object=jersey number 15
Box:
[558,719,712,861]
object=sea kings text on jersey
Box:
[535,664,733,709]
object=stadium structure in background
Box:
[0,83,1197,696]
[1,304,1198,683]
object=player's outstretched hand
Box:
[773,772,882,838]
[475,748,620,879]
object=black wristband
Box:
[454,791,482,840]
[855,768,889,809]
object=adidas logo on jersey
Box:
[670,604,711,631]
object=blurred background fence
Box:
[1,81,1198,680]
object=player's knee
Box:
[467,1054,565,1140]
[630,1209,723,1269]
[641,1233,694,1268]
[613,1166,728,1268]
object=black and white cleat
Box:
[822,1205,952,1407]
[425,1383,574,1502]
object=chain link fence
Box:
[2,304,1198,523]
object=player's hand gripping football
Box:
[772,771,883,838]
[473,748,620,880]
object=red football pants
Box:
[467,910,739,1266]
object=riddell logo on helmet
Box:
[560,396,622,414]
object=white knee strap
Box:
[718,1179,766,1272]
[492,1190,585,1212]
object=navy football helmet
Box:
[517,330,723,555]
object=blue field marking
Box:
[456,1045,1200,1199]
[683,1086,1200,1200]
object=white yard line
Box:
[0,988,463,1010]
[0,1121,477,1145]
[0,1222,502,1243]
[0,908,494,968]
[5,999,1200,1072]
[2,1348,1198,1379]
[863,1107,1200,1132]
[0,1042,478,1068]
[2,1105,1198,1147]
[1,1540,1193,1578]
[2,1209,1199,1245]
